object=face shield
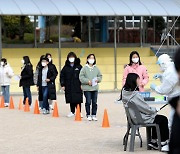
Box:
[157,54,172,72]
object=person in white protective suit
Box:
[150,54,180,129]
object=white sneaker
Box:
[87,115,92,121]
[81,113,83,118]
[114,99,122,104]
[49,104,54,110]
[92,115,98,121]
[161,144,169,152]
[43,108,47,114]
[4,103,9,107]
[46,110,50,114]
[67,112,75,118]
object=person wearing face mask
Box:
[122,73,169,152]
[122,51,149,92]
[150,54,180,129]
[60,52,83,118]
[79,54,102,121]
[19,56,34,106]
[0,58,14,107]
[37,57,57,114]
[45,53,58,110]
[34,55,44,110]
[45,53,58,75]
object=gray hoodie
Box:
[122,89,157,124]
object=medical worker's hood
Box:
[157,54,172,71]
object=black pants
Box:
[70,103,81,114]
[152,115,169,142]
[169,113,180,154]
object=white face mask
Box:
[48,57,52,62]
[21,59,24,64]
[132,58,139,64]
[41,62,47,67]
[1,62,4,66]
[69,57,75,63]
[88,59,95,65]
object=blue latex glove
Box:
[150,83,157,90]
[153,74,162,79]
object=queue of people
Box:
[1,49,180,153]
[0,52,102,121]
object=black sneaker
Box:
[148,142,159,150]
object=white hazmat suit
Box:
[151,54,180,129]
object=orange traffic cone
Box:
[9,96,15,109]
[102,109,110,128]
[0,96,5,108]
[52,102,59,117]
[18,98,23,110]
[75,104,81,121]
[24,98,30,112]
[34,100,40,114]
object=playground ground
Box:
[0,92,170,154]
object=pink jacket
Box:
[122,64,149,92]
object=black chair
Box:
[123,101,161,152]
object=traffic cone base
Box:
[102,109,110,128]
[18,98,23,110]
[24,98,30,112]
[52,102,59,117]
[34,100,40,114]
[9,96,15,109]
[0,96,5,108]
[75,104,81,121]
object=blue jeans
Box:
[39,101,43,109]
[84,91,98,116]
[42,86,49,110]
[1,85,10,103]
[23,86,32,105]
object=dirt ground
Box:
[0,92,170,154]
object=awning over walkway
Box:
[0,0,180,16]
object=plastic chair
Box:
[123,101,161,152]
[123,109,142,150]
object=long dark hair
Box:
[46,53,51,57]
[37,55,45,68]
[45,53,53,64]
[128,51,142,66]
[86,54,96,65]
[23,56,32,65]
[123,73,139,91]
